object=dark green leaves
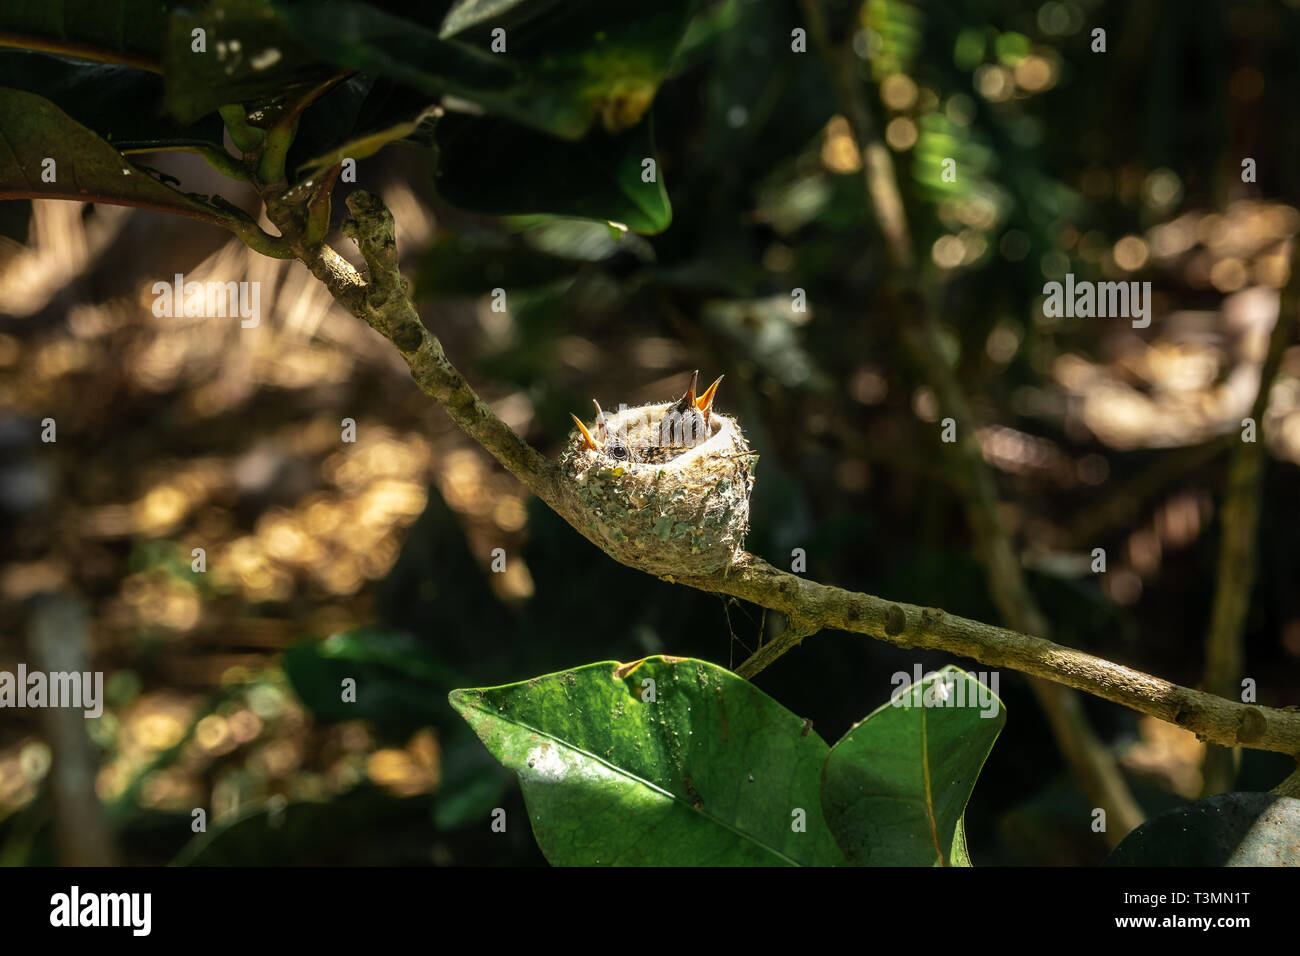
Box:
[173,786,439,865]
[451,657,845,865]
[6,0,688,234]
[283,629,459,736]
[452,659,1006,865]
[162,0,340,125]
[0,0,178,66]
[439,0,560,39]
[0,88,284,254]
[0,51,224,151]
[1106,793,1300,866]
[821,666,1005,866]
[279,0,690,140]
[433,115,671,233]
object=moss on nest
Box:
[558,402,756,575]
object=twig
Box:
[312,189,1300,761]
[244,148,1300,781]
[796,0,1146,840]
[1202,242,1300,794]
[1065,434,1234,546]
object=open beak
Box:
[570,413,598,450]
[593,399,612,445]
[572,398,615,451]
[695,374,723,423]
[671,370,700,415]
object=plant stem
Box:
[1201,245,1300,794]
[219,105,265,153]
[798,0,1144,839]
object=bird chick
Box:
[570,370,724,465]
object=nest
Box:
[558,402,756,576]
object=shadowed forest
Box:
[2,0,1299,866]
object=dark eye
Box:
[609,442,630,461]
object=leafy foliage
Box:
[452,660,1003,865]
[4,0,1298,870]
[822,666,1005,866]
[1,0,688,231]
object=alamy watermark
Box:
[1042,273,1151,328]
[0,664,102,718]
[152,273,261,327]
[889,665,1001,719]
[50,886,151,936]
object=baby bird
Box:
[571,370,724,465]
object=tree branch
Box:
[307,188,1300,762]
[1202,241,1300,794]
[675,557,1300,755]
[797,0,1145,838]
[240,109,1300,782]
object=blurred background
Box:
[2,0,1300,865]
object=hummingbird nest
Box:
[558,378,756,577]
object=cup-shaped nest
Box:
[558,402,755,576]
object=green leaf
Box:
[0,87,288,254]
[417,234,584,296]
[450,656,846,865]
[821,665,1005,866]
[283,629,461,736]
[286,74,441,182]
[282,0,691,139]
[0,51,224,151]
[173,786,437,865]
[439,0,561,39]
[433,115,671,233]
[0,0,179,68]
[162,0,339,124]
[295,103,438,182]
[277,3,521,118]
[1105,793,1300,866]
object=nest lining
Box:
[558,402,756,575]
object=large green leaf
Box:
[0,0,179,67]
[0,87,287,253]
[162,0,340,124]
[282,0,691,139]
[433,114,671,233]
[283,629,461,737]
[821,665,1005,866]
[450,656,846,865]
[1105,793,1300,866]
[276,3,519,120]
[0,51,224,151]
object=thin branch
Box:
[228,68,1300,803]
[797,0,1144,838]
[301,187,1300,763]
[674,556,1300,756]
[1065,434,1234,546]
[1202,242,1300,794]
